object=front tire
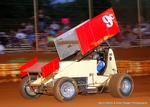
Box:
[19,76,41,99]
[53,77,78,102]
[109,74,134,98]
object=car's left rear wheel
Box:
[19,76,41,99]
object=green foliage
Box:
[0,0,149,31]
[111,0,150,25]
[0,0,50,31]
[93,0,111,16]
[0,0,32,18]
[48,0,112,25]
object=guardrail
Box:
[0,60,150,77]
[3,44,56,53]
[116,60,150,74]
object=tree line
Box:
[0,0,149,31]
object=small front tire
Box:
[109,74,134,98]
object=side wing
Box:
[54,20,88,60]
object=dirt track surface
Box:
[0,75,150,107]
[0,47,150,107]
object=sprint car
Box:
[19,8,134,102]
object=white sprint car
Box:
[19,8,134,102]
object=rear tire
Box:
[19,76,41,99]
[53,77,78,102]
[109,74,134,98]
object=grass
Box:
[7,58,51,63]
[7,58,29,63]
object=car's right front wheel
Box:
[109,74,134,98]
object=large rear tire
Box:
[109,74,134,98]
[53,77,78,102]
[19,76,41,99]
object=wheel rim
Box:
[25,80,36,96]
[120,78,132,95]
[60,82,75,98]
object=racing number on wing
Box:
[102,14,114,28]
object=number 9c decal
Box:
[102,14,114,28]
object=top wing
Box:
[75,7,120,55]
[54,7,120,60]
